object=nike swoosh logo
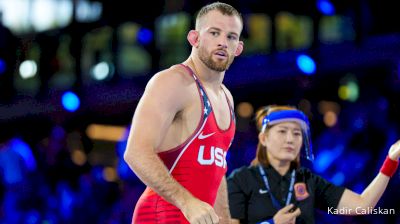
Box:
[198,132,215,140]
[259,189,268,194]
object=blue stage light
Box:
[314,146,343,173]
[331,172,345,185]
[317,0,335,15]
[137,27,153,45]
[296,54,316,75]
[0,59,6,74]
[61,91,80,112]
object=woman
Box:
[228,105,400,224]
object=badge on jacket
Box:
[294,182,309,201]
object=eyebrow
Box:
[276,126,302,132]
[208,27,239,37]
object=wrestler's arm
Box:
[336,140,400,214]
[214,177,231,224]
[124,70,219,223]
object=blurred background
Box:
[0,0,400,223]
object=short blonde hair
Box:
[195,2,243,30]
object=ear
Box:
[187,30,199,47]
[234,41,244,56]
[258,132,267,147]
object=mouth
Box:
[284,147,295,152]
[214,50,228,58]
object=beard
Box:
[198,47,234,72]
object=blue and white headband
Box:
[261,110,314,161]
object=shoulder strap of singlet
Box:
[220,86,235,123]
[179,64,199,82]
[179,64,212,119]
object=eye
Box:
[210,31,219,36]
[227,34,238,41]
[278,130,286,134]
[294,132,302,137]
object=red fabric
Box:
[132,65,236,224]
[380,156,399,177]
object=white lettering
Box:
[197,145,227,168]
[356,207,366,214]
[327,207,396,215]
[355,207,396,215]
[327,207,352,215]
[215,147,224,167]
[197,146,214,165]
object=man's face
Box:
[196,10,243,72]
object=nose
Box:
[286,133,294,143]
[217,35,228,49]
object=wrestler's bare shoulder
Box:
[147,64,196,90]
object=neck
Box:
[269,157,291,176]
[187,56,225,92]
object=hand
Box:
[181,197,220,224]
[273,204,301,224]
[388,139,400,161]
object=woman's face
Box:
[261,121,303,163]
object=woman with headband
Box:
[227,105,400,224]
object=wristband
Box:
[380,156,399,177]
[258,218,275,224]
